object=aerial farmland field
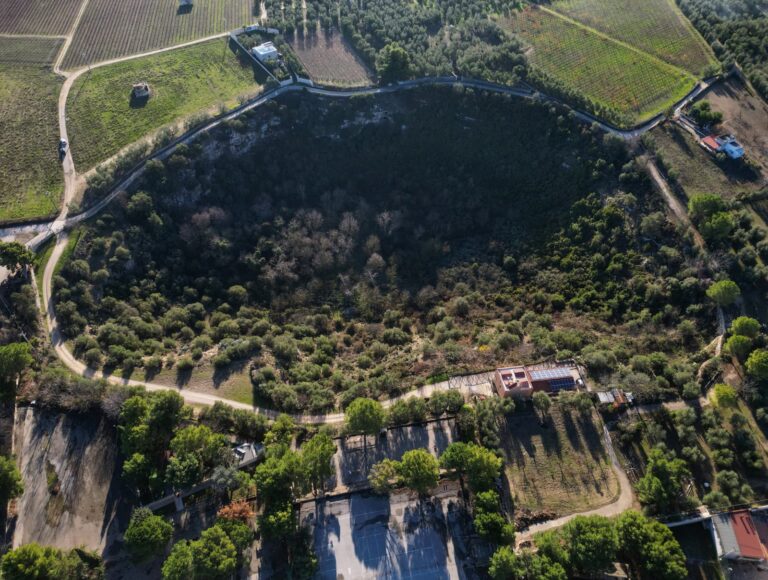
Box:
[550,0,717,76]
[66,39,264,171]
[288,27,373,87]
[504,6,696,124]
[0,62,62,222]
[61,0,255,69]
[0,0,83,35]
[0,36,64,65]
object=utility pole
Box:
[222,18,228,61]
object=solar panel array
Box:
[548,377,576,392]
[529,368,573,381]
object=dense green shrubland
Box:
[54,89,716,412]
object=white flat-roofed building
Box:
[252,41,279,63]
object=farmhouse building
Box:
[493,363,581,398]
[701,134,745,159]
[252,42,279,63]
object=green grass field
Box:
[550,0,717,76]
[504,7,696,125]
[67,39,265,171]
[0,63,63,223]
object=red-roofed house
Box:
[493,363,581,398]
[713,510,768,561]
[701,135,721,153]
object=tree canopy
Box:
[124,507,173,562]
[0,455,23,505]
[345,397,386,436]
[0,241,34,272]
[706,280,741,306]
[397,449,439,494]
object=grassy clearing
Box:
[0,36,64,65]
[67,39,264,171]
[62,0,254,68]
[503,7,696,124]
[502,407,619,515]
[550,0,716,76]
[130,363,255,405]
[649,123,762,198]
[0,64,63,223]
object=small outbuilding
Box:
[252,41,279,63]
[131,82,150,99]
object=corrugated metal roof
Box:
[702,136,720,150]
[714,513,741,558]
[731,510,766,560]
[597,391,614,404]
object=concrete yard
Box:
[300,482,479,580]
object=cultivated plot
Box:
[62,0,255,69]
[0,0,83,35]
[288,27,373,87]
[0,63,63,222]
[502,408,619,514]
[66,39,263,171]
[551,0,716,76]
[504,7,696,124]
[0,36,64,65]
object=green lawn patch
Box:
[550,0,717,76]
[503,7,696,125]
[67,39,265,171]
[0,63,63,223]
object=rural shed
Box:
[131,82,150,99]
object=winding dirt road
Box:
[0,27,717,428]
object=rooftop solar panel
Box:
[529,368,573,381]
[549,377,575,391]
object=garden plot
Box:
[288,27,373,87]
